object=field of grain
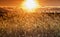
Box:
[0,7,60,37]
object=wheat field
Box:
[0,7,60,37]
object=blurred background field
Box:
[0,7,60,37]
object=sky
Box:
[0,0,60,6]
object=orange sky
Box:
[0,0,60,6]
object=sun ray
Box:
[21,0,40,13]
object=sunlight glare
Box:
[21,0,40,12]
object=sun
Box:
[21,0,40,12]
[24,0,37,10]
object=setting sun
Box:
[21,0,40,12]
